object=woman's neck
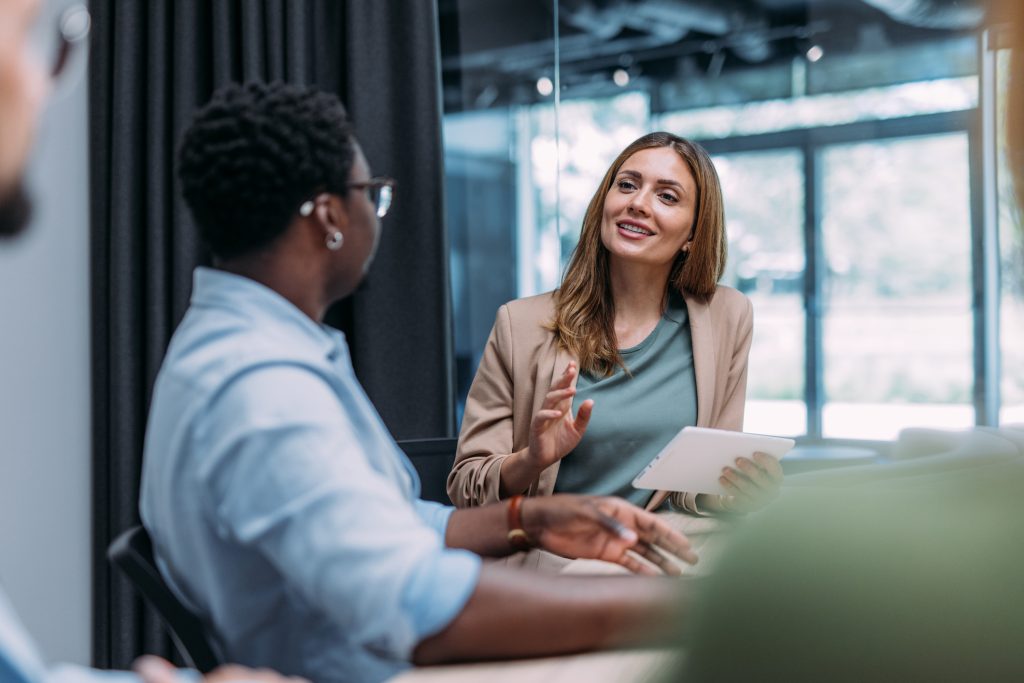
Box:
[609,258,671,322]
[608,258,673,347]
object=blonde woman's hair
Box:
[550,132,727,376]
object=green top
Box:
[554,290,697,506]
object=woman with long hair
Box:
[449,132,782,514]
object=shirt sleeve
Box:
[412,499,456,539]
[195,364,481,660]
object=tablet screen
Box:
[632,426,795,495]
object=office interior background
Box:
[0,0,1019,672]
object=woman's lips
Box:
[616,221,654,239]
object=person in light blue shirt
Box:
[140,81,701,683]
[141,266,483,681]
[0,3,303,683]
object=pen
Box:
[596,510,638,543]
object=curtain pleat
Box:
[89,0,452,669]
[329,0,455,440]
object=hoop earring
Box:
[325,231,344,251]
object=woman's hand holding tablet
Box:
[633,427,793,512]
[711,451,785,513]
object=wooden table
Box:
[389,512,728,683]
[389,648,682,683]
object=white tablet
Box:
[632,426,795,496]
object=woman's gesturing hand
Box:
[522,494,699,575]
[525,362,594,470]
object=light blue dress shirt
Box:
[140,268,481,683]
[0,586,137,683]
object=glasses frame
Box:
[347,176,396,218]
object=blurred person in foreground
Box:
[0,1,305,683]
[140,80,699,683]
[680,2,1024,680]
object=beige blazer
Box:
[447,286,754,512]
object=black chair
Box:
[107,525,222,673]
[398,437,458,504]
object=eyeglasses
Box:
[51,4,90,79]
[348,177,395,218]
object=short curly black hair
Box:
[178,81,356,260]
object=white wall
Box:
[0,0,92,666]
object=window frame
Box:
[697,107,992,444]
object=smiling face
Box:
[599,146,698,271]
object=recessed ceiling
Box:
[439,0,984,112]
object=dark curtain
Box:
[89,0,453,670]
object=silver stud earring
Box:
[299,200,314,217]
[325,231,344,251]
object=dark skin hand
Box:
[416,492,698,665]
[445,494,699,574]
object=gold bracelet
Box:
[506,495,534,550]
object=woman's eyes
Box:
[617,179,679,204]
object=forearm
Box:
[498,448,543,498]
[445,504,517,557]
[412,564,685,665]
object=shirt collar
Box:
[190,267,346,361]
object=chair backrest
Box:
[398,437,458,504]
[107,525,222,673]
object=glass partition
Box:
[439,0,988,441]
[439,1,558,414]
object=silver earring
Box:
[325,231,344,251]
[299,200,314,217]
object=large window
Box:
[714,150,806,437]
[821,134,973,439]
[698,121,976,440]
[440,1,998,441]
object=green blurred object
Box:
[679,434,1024,682]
